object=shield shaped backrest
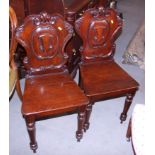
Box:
[75,7,123,62]
[16,12,73,76]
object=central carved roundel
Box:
[88,20,109,48]
[32,26,59,59]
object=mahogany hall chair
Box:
[75,7,139,132]
[15,12,88,153]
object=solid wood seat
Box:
[80,61,139,99]
[75,7,139,132]
[22,73,88,117]
[15,12,88,153]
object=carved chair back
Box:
[15,12,73,77]
[75,7,123,62]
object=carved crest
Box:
[16,12,73,76]
[75,7,123,61]
[89,20,110,48]
[32,26,59,59]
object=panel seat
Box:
[22,73,88,117]
[80,61,139,100]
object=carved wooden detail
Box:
[11,0,111,78]
[75,7,123,62]
[16,12,73,77]
[76,106,86,142]
[26,121,38,153]
[75,6,139,130]
[83,102,93,132]
[120,92,136,123]
[15,12,89,152]
[10,1,119,78]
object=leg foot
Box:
[76,106,86,142]
[25,117,38,153]
[120,113,127,123]
[84,103,93,132]
[120,92,136,123]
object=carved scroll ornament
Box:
[75,7,123,61]
[16,12,73,76]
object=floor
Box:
[9,0,145,155]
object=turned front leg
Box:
[120,92,136,123]
[76,106,86,142]
[84,102,93,132]
[25,117,38,153]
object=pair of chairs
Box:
[14,7,139,152]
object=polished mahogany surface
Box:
[15,12,89,153]
[16,12,73,76]
[10,0,103,78]
[75,7,122,62]
[75,7,139,131]
[22,73,88,117]
[80,61,139,100]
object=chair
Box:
[15,12,88,152]
[75,7,139,132]
[9,6,22,100]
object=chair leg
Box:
[76,106,86,142]
[78,71,84,90]
[84,102,93,132]
[126,118,132,142]
[25,117,38,153]
[120,92,136,123]
[15,71,22,101]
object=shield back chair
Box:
[9,6,22,101]
[15,12,88,153]
[75,7,139,132]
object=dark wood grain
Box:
[15,12,89,152]
[75,7,139,131]
[10,0,102,78]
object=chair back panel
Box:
[75,7,123,62]
[16,12,73,76]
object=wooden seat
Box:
[80,61,138,99]
[23,73,88,116]
[15,12,88,153]
[75,7,139,132]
